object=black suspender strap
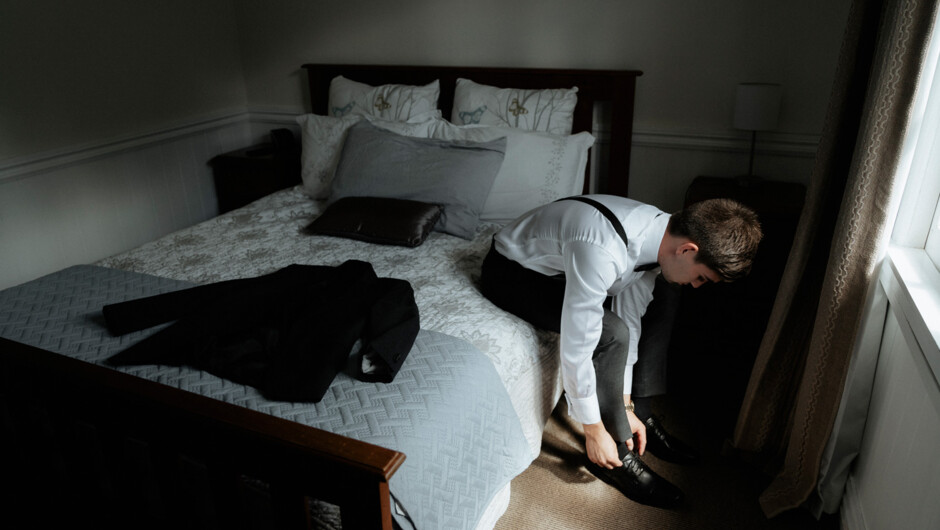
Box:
[556,196,629,250]
[556,196,661,272]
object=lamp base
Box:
[735,174,764,187]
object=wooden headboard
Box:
[301,64,643,197]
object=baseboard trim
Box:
[0,111,248,182]
[248,108,304,127]
[840,476,867,530]
[631,129,819,157]
[257,108,819,157]
[1,109,820,183]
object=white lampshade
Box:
[733,83,781,131]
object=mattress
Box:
[0,264,532,530]
[96,185,563,460]
[87,185,566,528]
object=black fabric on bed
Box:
[304,196,443,247]
[103,260,419,402]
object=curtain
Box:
[729,0,939,518]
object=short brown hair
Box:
[668,198,762,281]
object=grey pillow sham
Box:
[329,121,506,239]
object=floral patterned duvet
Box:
[97,185,562,458]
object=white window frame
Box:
[892,13,940,256]
[885,11,940,380]
[925,191,940,266]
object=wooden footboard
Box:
[1,337,405,529]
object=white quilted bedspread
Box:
[97,185,563,458]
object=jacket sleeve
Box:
[356,277,420,383]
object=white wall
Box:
[0,0,850,289]
[0,121,250,289]
[0,0,248,162]
[0,0,248,289]
[233,0,846,134]
[233,0,847,210]
[841,257,940,529]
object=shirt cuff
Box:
[565,392,602,425]
[622,367,633,396]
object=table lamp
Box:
[733,83,781,180]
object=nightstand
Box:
[209,140,301,214]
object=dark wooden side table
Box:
[668,175,806,433]
[209,140,301,214]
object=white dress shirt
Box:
[494,195,669,426]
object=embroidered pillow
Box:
[450,78,578,135]
[295,112,439,199]
[328,76,440,121]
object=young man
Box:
[480,195,761,508]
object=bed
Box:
[0,64,642,529]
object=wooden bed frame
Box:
[1,64,641,529]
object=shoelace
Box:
[622,453,645,476]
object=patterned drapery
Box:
[730,0,939,517]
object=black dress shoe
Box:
[643,415,700,465]
[585,451,684,509]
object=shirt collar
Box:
[636,212,669,269]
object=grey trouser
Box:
[481,242,680,441]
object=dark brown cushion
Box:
[304,196,443,247]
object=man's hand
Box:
[624,394,647,455]
[626,409,647,455]
[583,422,622,469]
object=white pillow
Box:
[328,76,440,121]
[450,78,578,136]
[295,112,439,199]
[428,118,595,222]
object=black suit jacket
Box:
[103,261,419,402]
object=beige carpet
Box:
[493,397,840,530]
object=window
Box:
[892,10,940,266]
[886,11,940,373]
[925,186,940,267]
